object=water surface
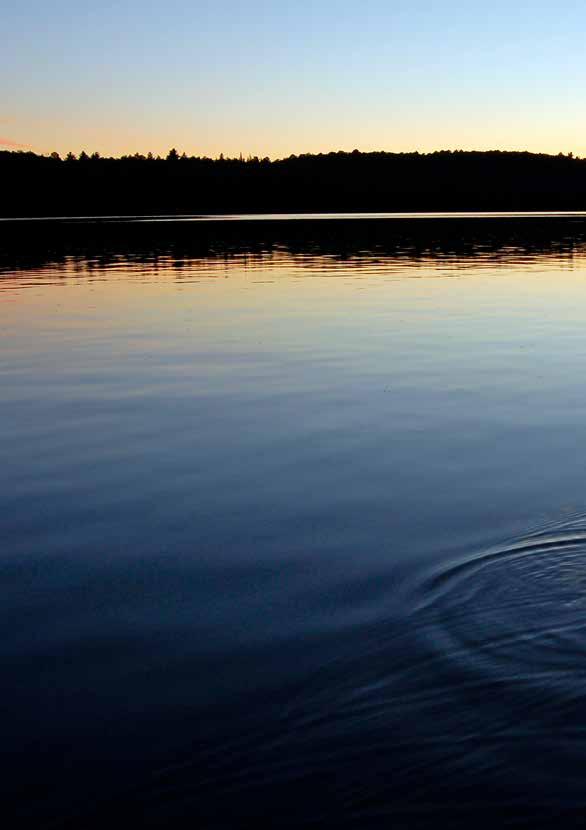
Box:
[3,215,586,827]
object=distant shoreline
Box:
[4,210,586,223]
[5,210,586,231]
[3,148,586,217]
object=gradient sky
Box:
[4,1,586,159]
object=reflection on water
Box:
[4,212,586,277]
[3,216,586,827]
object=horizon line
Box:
[0,146,582,163]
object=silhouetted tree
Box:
[2,147,586,216]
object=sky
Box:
[3,1,586,159]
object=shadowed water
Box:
[3,215,586,827]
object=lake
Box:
[3,214,586,827]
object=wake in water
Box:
[54,511,586,829]
[418,509,586,674]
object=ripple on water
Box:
[418,512,586,680]
[51,514,586,828]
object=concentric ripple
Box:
[417,513,586,680]
[106,514,586,827]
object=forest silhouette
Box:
[3,148,586,216]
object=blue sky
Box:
[3,1,586,157]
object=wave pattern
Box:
[57,515,586,828]
[417,512,586,676]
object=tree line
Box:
[2,147,586,216]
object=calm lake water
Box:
[4,215,586,827]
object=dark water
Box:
[4,215,586,827]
